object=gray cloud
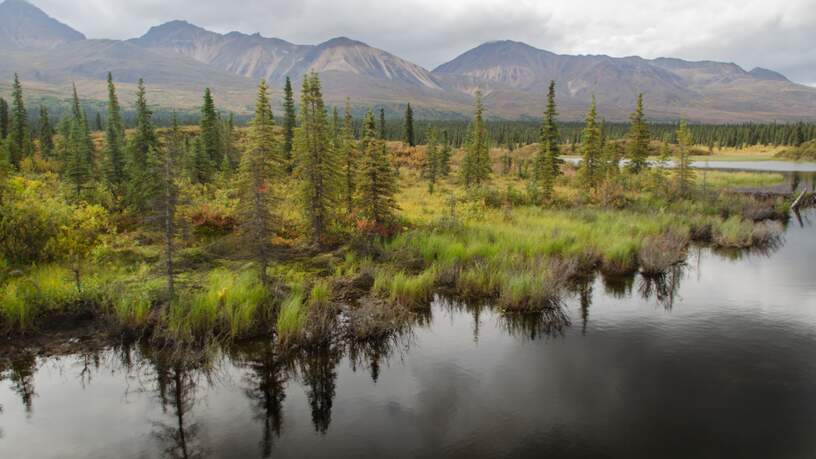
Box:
[29,0,816,85]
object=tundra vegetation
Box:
[0,73,800,347]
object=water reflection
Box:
[498,307,571,341]
[638,265,684,311]
[233,343,287,458]
[146,348,212,459]
[6,354,36,416]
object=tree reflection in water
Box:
[143,347,215,459]
[232,341,289,458]
[6,353,36,416]
[298,344,342,434]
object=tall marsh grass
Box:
[0,265,107,330]
[166,269,270,340]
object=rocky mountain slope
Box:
[0,0,814,121]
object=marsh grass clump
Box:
[456,262,502,298]
[346,297,412,341]
[275,278,339,347]
[275,285,306,345]
[638,231,690,276]
[750,220,784,247]
[0,265,108,331]
[498,258,577,312]
[373,267,436,308]
[713,216,755,248]
[166,269,270,341]
[303,279,337,342]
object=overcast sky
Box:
[30,0,816,85]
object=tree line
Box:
[0,72,400,298]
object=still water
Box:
[2,216,816,458]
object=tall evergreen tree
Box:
[379,108,386,140]
[538,80,561,200]
[461,90,491,187]
[652,140,671,194]
[282,76,296,173]
[38,105,54,159]
[158,115,182,299]
[403,103,415,147]
[8,74,31,169]
[674,120,695,196]
[502,142,513,175]
[220,112,238,173]
[578,96,602,191]
[188,135,212,184]
[340,99,357,216]
[293,72,339,243]
[0,98,9,139]
[626,93,650,174]
[424,127,439,192]
[103,73,126,191]
[199,88,221,175]
[64,85,93,197]
[439,130,451,177]
[358,110,398,227]
[238,80,280,285]
[125,79,160,211]
[95,112,103,131]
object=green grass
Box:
[699,171,785,189]
[276,285,307,345]
[166,269,269,340]
[713,216,754,248]
[376,269,437,308]
[0,265,108,330]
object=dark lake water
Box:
[2,217,816,458]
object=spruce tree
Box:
[282,76,296,173]
[674,120,695,196]
[538,80,560,200]
[439,130,451,176]
[158,115,182,299]
[38,105,54,159]
[199,88,221,175]
[379,108,386,140]
[189,135,212,184]
[652,141,671,194]
[63,84,94,198]
[358,110,398,228]
[341,99,357,216]
[403,103,415,147]
[220,112,238,173]
[461,90,491,187]
[95,112,103,131]
[0,98,8,139]
[238,80,280,284]
[125,79,160,211]
[424,127,439,192]
[625,93,650,174]
[293,72,340,243]
[578,96,601,191]
[103,73,126,192]
[502,142,513,175]
[8,74,31,169]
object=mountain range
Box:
[1,0,815,122]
